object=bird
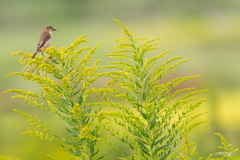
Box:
[32,25,57,59]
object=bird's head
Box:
[44,25,57,32]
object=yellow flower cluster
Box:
[4,89,37,97]
[41,152,55,160]
[107,53,133,62]
[61,77,70,89]
[38,63,59,73]
[14,109,31,119]
[80,126,93,138]
[116,37,130,42]
[47,101,58,112]
[114,18,129,36]
[65,34,88,56]
[60,46,65,53]
[44,47,61,60]
[72,103,81,114]
[78,42,102,68]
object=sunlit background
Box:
[1,0,240,159]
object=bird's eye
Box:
[50,26,52,28]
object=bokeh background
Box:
[1,0,240,159]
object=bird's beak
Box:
[53,28,57,31]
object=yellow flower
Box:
[60,47,65,53]
[80,126,93,137]
[72,103,81,114]
[61,77,70,88]
[47,101,53,108]
[45,48,49,53]
[42,87,49,92]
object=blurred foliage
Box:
[1,0,240,160]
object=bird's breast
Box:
[44,34,52,49]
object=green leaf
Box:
[137,139,149,154]
[82,105,91,115]
[70,74,77,82]
[151,137,156,149]
[83,117,90,124]
[153,127,162,135]
[72,84,78,90]
[143,92,146,101]
[91,149,99,158]
[172,123,175,129]
[65,140,76,145]
[139,129,149,139]
[74,150,83,157]
[52,60,60,64]
[150,115,157,130]
[135,103,144,109]
[61,116,78,127]
[77,93,83,105]
[135,81,142,88]
[137,139,148,145]
[132,92,144,102]
[73,89,81,96]
[58,107,70,114]
[140,111,148,120]
[153,144,167,157]
[140,59,143,67]
[62,61,65,67]
[54,74,63,80]
[66,59,70,67]
[60,98,71,106]
[97,151,108,160]
[68,67,75,74]
[69,117,79,126]
[150,96,158,103]
[154,135,166,146]
[66,127,79,137]
[143,72,148,80]
[90,141,97,154]
[144,79,148,91]
[120,138,126,143]
[57,85,66,92]
[133,55,137,61]
[141,148,151,157]
[159,154,168,160]
[129,142,135,150]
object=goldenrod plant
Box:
[205,133,240,160]
[86,19,208,160]
[4,19,239,160]
[175,133,239,160]
[175,136,204,160]
[4,35,106,160]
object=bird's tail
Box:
[32,52,37,59]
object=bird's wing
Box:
[36,30,51,52]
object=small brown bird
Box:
[32,25,57,59]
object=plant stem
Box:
[83,140,91,160]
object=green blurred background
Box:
[1,0,240,159]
